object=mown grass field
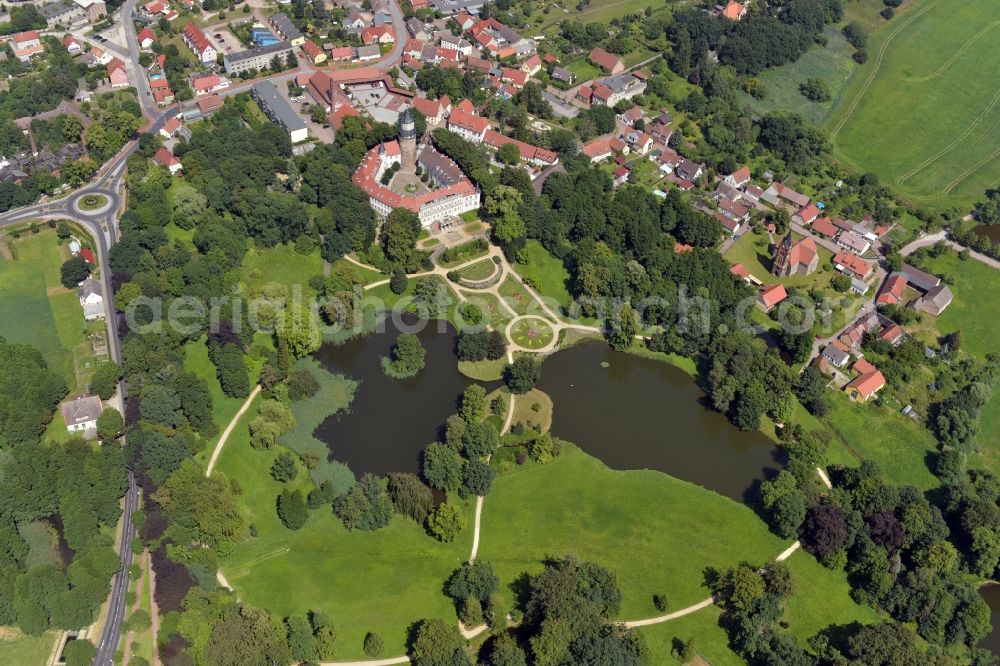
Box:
[213,409,474,660]
[514,240,573,311]
[478,445,789,619]
[242,242,325,298]
[0,630,57,666]
[914,251,1000,465]
[826,0,1000,212]
[819,391,939,490]
[0,231,97,391]
[742,28,857,126]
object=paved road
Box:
[900,229,1000,270]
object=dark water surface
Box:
[972,225,1000,243]
[536,341,784,502]
[980,583,1000,655]
[314,316,486,477]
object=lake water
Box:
[980,583,1000,655]
[313,326,782,501]
[314,316,486,477]
[536,341,784,502]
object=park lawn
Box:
[819,391,938,490]
[330,258,385,286]
[741,28,857,126]
[0,630,57,665]
[514,240,573,311]
[164,222,196,249]
[826,0,1000,212]
[477,445,789,619]
[0,231,95,391]
[509,388,552,434]
[498,276,549,319]
[458,357,506,382]
[214,414,474,660]
[458,290,514,329]
[241,242,325,297]
[455,258,497,282]
[184,339,247,459]
[780,551,883,645]
[565,57,603,83]
[638,605,743,666]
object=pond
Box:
[314,315,487,477]
[980,583,1000,655]
[536,341,785,502]
[971,225,1000,244]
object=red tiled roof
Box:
[797,203,820,223]
[197,94,223,113]
[448,108,490,135]
[328,104,360,129]
[12,30,39,44]
[812,216,839,238]
[728,166,751,185]
[588,47,622,72]
[138,27,156,44]
[832,252,872,280]
[876,273,907,305]
[483,129,557,164]
[730,263,749,278]
[352,143,476,213]
[722,1,746,20]
[410,96,441,119]
[759,284,787,308]
[182,22,212,55]
[303,39,323,59]
[191,74,221,92]
[153,147,179,167]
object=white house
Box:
[60,395,103,434]
[78,278,105,320]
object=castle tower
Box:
[772,233,793,277]
[399,108,417,171]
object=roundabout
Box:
[68,188,117,217]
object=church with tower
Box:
[351,109,480,227]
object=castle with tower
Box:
[399,108,417,171]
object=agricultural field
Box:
[826,0,1000,212]
[0,230,102,392]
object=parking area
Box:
[203,24,244,55]
[274,82,336,143]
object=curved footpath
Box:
[201,252,838,663]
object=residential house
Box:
[153,87,175,105]
[762,182,810,209]
[622,130,653,155]
[181,23,216,64]
[647,122,672,146]
[724,166,751,189]
[196,94,224,115]
[846,359,885,402]
[722,1,747,20]
[153,146,182,174]
[159,116,181,138]
[811,216,839,238]
[521,54,541,76]
[821,341,851,368]
[551,67,573,84]
[832,252,873,281]
[758,284,788,311]
[78,278,104,319]
[590,73,646,106]
[676,158,702,182]
[302,39,326,64]
[60,395,103,434]
[613,165,630,188]
[269,12,304,46]
[483,130,557,166]
[837,231,871,255]
[355,45,381,62]
[63,34,83,54]
[875,272,907,306]
[224,41,295,74]
[794,202,820,225]
[588,47,624,74]
[879,323,904,346]
[11,31,44,61]
[439,33,473,56]
[900,264,941,292]
[411,96,445,125]
[138,27,156,49]
[328,45,353,62]
[191,74,229,96]
[406,17,430,40]
[581,138,612,163]
[107,58,129,88]
[719,197,751,225]
[342,9,366,30]
[447,107,490,143]
[617,106,645,127]
[362,25,396,45]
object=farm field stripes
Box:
[827,0,1000,210]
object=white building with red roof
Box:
[447,107,490,143]
[181,22,216,64]
[138,27,156,49]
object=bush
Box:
[60,255,91,288]
[271,452,298,482]
[389,267,408,295]
[504,355,540,394]
[287,368,320,400]
[853,48,869,64]
[653,593,667,612]
[426,502,466,542]
[387,472,433,523]
[843,21,868,49]
[364,632,384,658]
[799,78,831,102]
[277,489,307,530]
[880,6,894,19]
